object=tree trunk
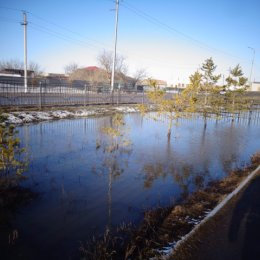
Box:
[167,116,173,140]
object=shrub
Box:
[0,115,26,180]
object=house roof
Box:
[0,68,34,75]
[85,66,100,71]
[46,73,67,78]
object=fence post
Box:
[84,84,87,107]
[111,90,114,105]
[39,81,42,110]
[117,88,120,105]
[44,79,47,106]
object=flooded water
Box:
[3,112,260,259]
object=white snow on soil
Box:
[3,106,139,125]
[115,106,137,113]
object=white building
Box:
[251,82,260,91]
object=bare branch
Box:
[64,62,79,75]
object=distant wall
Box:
[251,82,260,91]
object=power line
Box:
[121,1,249,63]
[25,14,201,71]
[1,3,255,79]
[29,24,87,47]
[27,11,110,49]
[0,16,20,23]
[0,6,22,12]
[29,22,100,50]
[0,5,112,50]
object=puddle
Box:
[2,112,260,259]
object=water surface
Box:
[3,112,260,259]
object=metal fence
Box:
[0,78,147,107]
[1,77,260,112]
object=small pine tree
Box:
[201,57,221,105]
[225,64,248,117]
[0,114,26,180]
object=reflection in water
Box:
[142,160,206,199]
[95,113,132,232]
[4,112,259,260]
[143,163,165,189]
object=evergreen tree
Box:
[201,57,221,105]
[225,64,248,118]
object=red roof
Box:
[85,66,100,71]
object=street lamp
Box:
[248,46,255,89]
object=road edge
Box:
[163,164,260,260]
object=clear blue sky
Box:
[0,0,259,84]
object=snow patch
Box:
[15,112,35,123]
[5,114,23,124]
[74,110,96,117]
[115,106,137,113]
[33,112,52,120]
[51,110,73,118]
[3,106,139,125]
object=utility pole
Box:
[21,11,28,93]
[111,0,119,92]
[248,46,255,89]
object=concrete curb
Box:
[163,164,260,260]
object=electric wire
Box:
[29,22,100,50]
[27,11,110,49]
[120,0,249,62]
[0,4,257,77]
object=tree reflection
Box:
[142,159,206,199]
[143,163,165,188]
[94,113,132,232]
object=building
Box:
[70,66,136,90]
[0,68,35,77]
[140,79,168,91]
[251,82,260,91]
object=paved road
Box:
[170,170,260,260]
[228,175,260,260]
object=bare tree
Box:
[28,61,44,76]
[132,68,147,89]
[0,59,23,70]
[97,50,128,80]
[64,62,79,75]
[0,59,43,76]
